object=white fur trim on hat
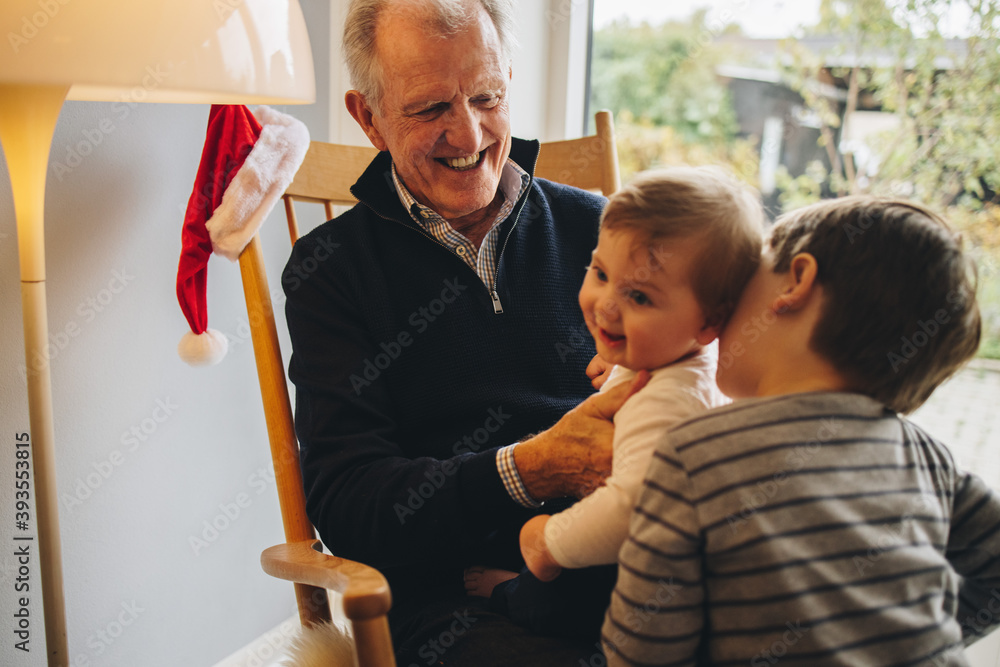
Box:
[206,106,310,261]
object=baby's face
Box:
[578,228,718,372]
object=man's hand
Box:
[520,515,562,582]
[586,353,613,390]
[514,371,649,501]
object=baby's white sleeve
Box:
[544,368,713,568]
[545,471,638,568]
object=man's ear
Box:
[773,253,819,314]
[345,90,388,152]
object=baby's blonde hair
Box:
[601,166,765,327]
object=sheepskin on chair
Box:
[281,620,358,667]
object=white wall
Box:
[0,1,333,665]
[0,103,302,667]
[0,1,571,666]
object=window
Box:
[587,0,1000,413]
[587,0,1000,498]
[586,8,999,664]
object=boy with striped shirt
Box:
[602,197,999,666]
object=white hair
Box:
[342,0,518,113]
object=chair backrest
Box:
[282,109,620,244]
[281,143,379,242]
[239,108,620,631]
[534,109,620,196]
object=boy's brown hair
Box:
[600,166,764,329]
[768,196,981,414]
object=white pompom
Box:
[177,329,229,366]
[281,619,356,667]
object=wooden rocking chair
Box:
[241,110,620,667]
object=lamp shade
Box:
[0,0,315,104]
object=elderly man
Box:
[283,0,638,662]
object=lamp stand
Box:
[0,83,70,666]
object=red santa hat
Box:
[176,104,309,366]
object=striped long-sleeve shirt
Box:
[602,392,1000,666]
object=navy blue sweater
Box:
[283,138,605,595]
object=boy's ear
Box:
[773,253,819,314]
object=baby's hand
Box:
[586,354,613,390]
[520,515,562,582]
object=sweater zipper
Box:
[489,184,532,315]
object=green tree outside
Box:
[777,0,1000,356]
[589,0,1000,357]
[589,12,758,185]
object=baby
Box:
[466,166,765,641]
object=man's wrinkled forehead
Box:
[376,7,507,103]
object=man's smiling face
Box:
[363,3,512,227]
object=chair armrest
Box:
[261,539,392,620]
